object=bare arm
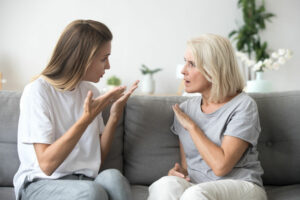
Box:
[34,119,89,176]
[34,86,126,176]
[172,104,249,177]
[100,81,139,163]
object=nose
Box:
[105,59,110,70]
[181,64,188,75]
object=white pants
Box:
[147,176,267,200]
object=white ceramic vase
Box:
[246,71,272,93]
[141,74,155,94]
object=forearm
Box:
[100,115,119,163]
[188,125,228,176]
[35,118,89,176]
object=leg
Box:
[21,179,108,200]
[147,176,193,200]
[95,169,132,200]
[180,179,267,200]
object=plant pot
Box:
[246,71,272,93]
[141,74,155,94]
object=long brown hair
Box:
[40,19,112,90]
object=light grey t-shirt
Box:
[171,92,264,186]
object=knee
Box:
[150,176,182,192]
[96,169,125,183]
[181,185,208,200]
[79,181,108,200]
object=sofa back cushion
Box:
[251,91,300,185]
[0,91,21,186]
[123,95,188,185]
[124,92,300,186]
[100,104,124,172]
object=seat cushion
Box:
[265,184,300,200]
[0,187,16,200]
[131,185,148,200]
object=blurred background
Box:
[0,0,299,94]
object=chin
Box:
[184,88,197,93]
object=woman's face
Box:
[83,41,111,83]
[182,48,211,94]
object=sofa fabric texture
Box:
[1,90,300,200]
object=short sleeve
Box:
[19,83,54,144]
[224,99,261,147]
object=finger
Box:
[171,170,185,178]
[174,163,180,170]
[99,86,126,102]
[127,80,140,94]
[185,176,191,181]
[84,91,93,112]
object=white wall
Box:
[0,0,299,94]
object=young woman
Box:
[13,19,138,200]
[148,34,267,200]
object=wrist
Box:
[78,116,91,127]
[108,114,119,124]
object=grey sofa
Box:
[1,90,300,200]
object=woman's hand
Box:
[110,80,139,120]
[168,163,190,181]
[81,86,126,124]
[172,104,196,131]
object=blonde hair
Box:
[187,34,245,103]
[39,19,112,91]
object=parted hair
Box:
[187,34,245,103]
[40,19,112,91]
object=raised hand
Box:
[81,86,126,124]
[172,104,196,131]
[110,80,139,120]
[168,163,190,181]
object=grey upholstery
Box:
[1,90,300,200]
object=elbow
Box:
[39,161,54,176]
[212,165,232,177]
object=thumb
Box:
[174,163,180,171]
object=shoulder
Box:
[22,78,51,101]
[234,93,258,110]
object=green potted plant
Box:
[140,64,162,94]
[106,75,121,90]
[229,0,275,71]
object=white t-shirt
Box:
[13,77,105,198]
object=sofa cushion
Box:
[100,104,124,172]
[123,95,188,185]
[265,184,300,200]
[0,187,16,200]
[0,91,21,187]
[250,91,300,185]
[131,185,148,200]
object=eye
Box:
[101,57,108,62]
[189,61,195,67]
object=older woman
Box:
[148,34,267,200]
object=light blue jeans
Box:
[21,169,132,200]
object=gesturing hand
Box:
[110,80,139,120]
[172,104,196,131]
[168,163,190,181]
[81,86,127,124]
